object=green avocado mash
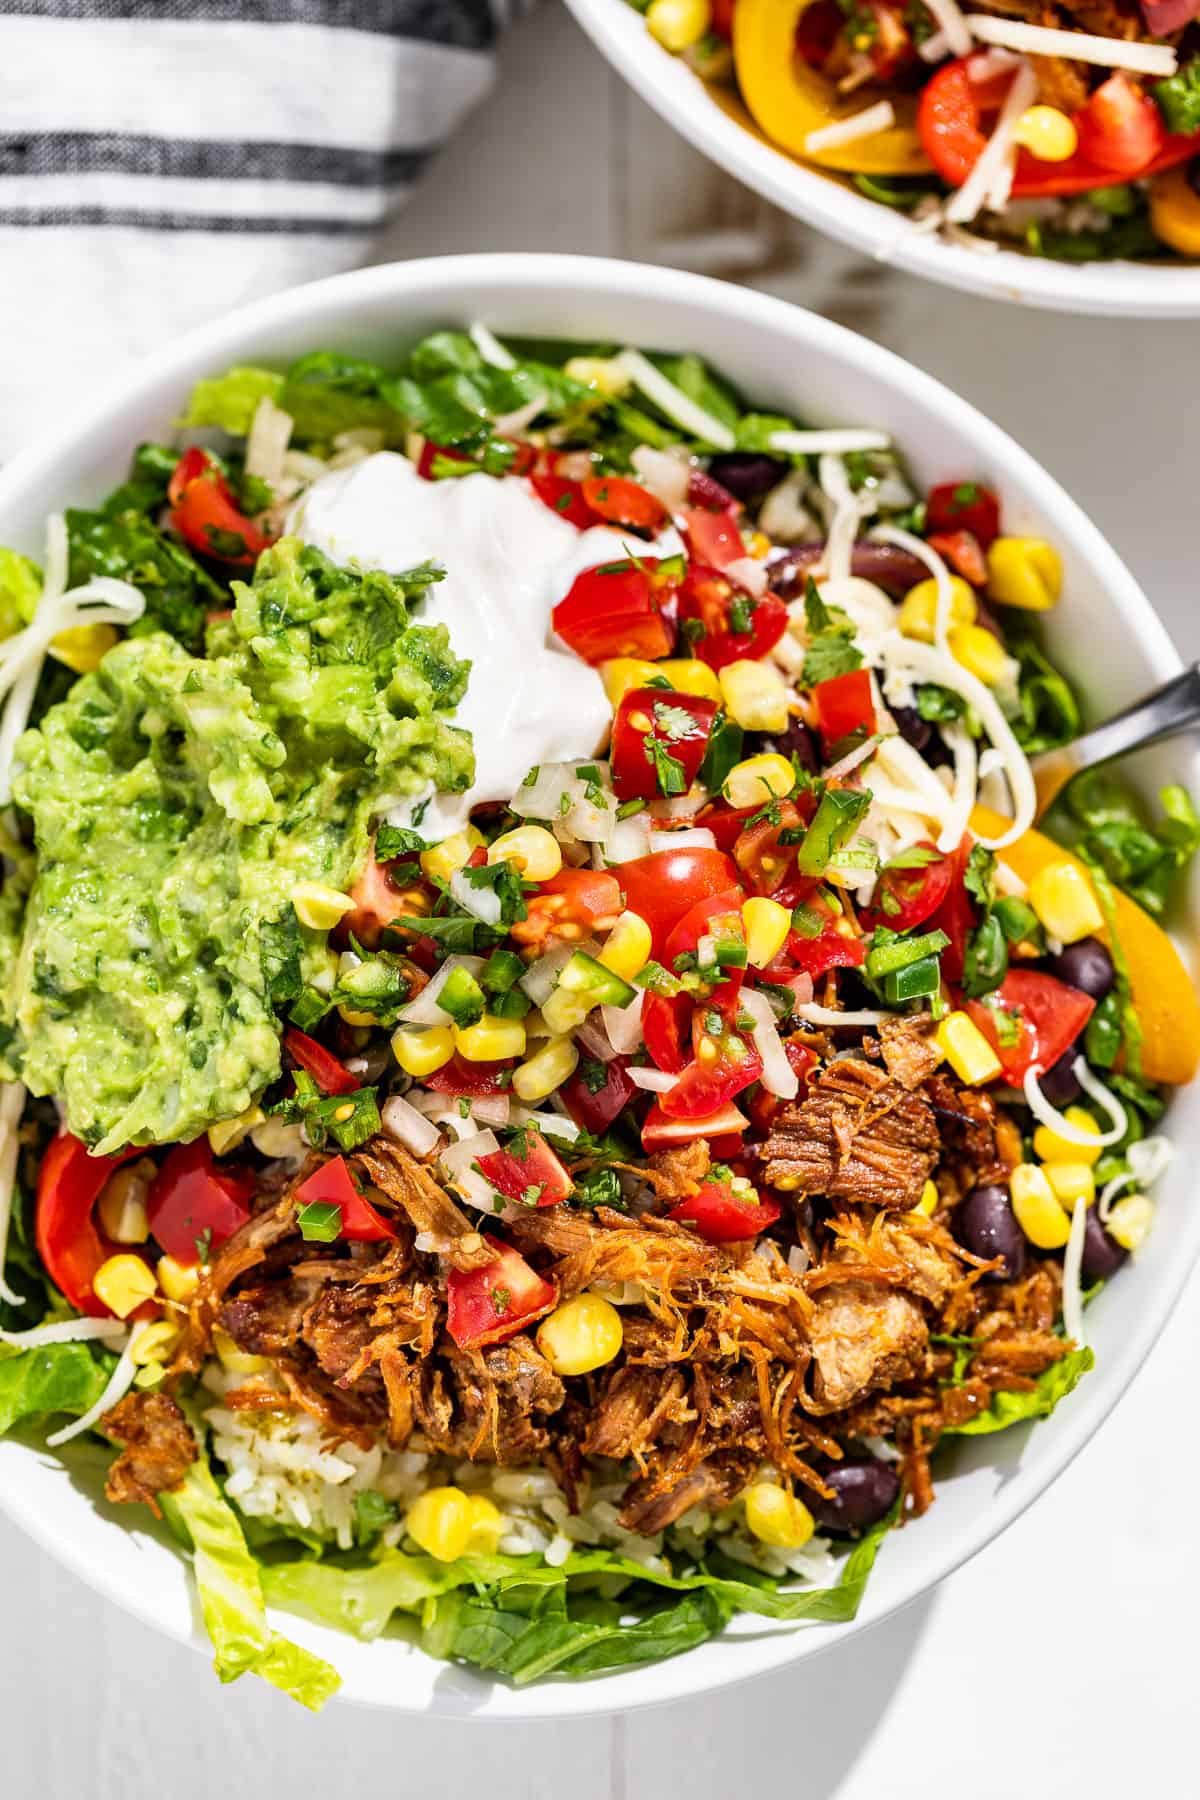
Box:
[3,538,472,1152]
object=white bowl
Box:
[565,0,1200,319]
[0,254,1195,1717]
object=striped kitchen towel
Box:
[0,0,521,458]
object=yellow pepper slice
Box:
[971,804,1200,1088]
[732,0,930,176]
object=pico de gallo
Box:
[628,0,1200,261]
[0,325,1195,1706]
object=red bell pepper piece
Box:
[293,1155,397,1242]
[147,1139,254,1265]
[284,1027,359,1097]
[34,1133,144,1317]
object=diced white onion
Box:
[494,393,548,437]
[0,1082,27,1306]
[650,791,707,821]
[787,1245,811,1275]
[945,58,1038,225]
[381,1094,442,1157]
[1061,1196,1088,1348]
[793,1004,885,1027]
[576,1016,617,1063]
[469,321,516,369]
[1022,1061,1127,1148]
[0,1315,128,1347]
[918,27,950,59]
[631,445,690,511]
[516,1108,581,1142]
[440,1129,499,1177]
[470,1094,512,1128]
[649,828,717,853]
[627,1066,679,1093]
[767,428,891,455]
[601,811,653,864]
[804,100,896,154]
[395,954,485,1027]
[521,941,579,1006]
[740,988,799,1101]
[614,349,736,451]
[964,14,1176,73]
[824,734,881,782]
[723,557,769,598]
[46,1320,152,1448]
[453,1168,502,1213]
[449,866,502,925]
[603,989,644,1055]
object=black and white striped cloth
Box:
[0,0,520,457]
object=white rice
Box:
[201,1359,836,1582]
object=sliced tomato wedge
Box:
[581,475,667,532]
[681,506,747,571]
[559,1056,637,1133]
[445,1241,557,1349]
[341,853,430,949]
[147,1140,254,1265]
[926,481,1001,550]
[35,1134,145,1317]
[475,1131,573,1208]
[1074,73,1164,176]
[294,1155,397,1242]
[530,465,595,529]
[611,686,717,802]
[510,868,624,951]
[642,990,694,1074]
[662,888,748,1006]
[812,668,876,751]
[668,1178,782,1242]
[167,448,272,565]
[697,801,761,853]
[425,1054,514,1098]
[964,968,1095,1083]
[927,529,988,586]
[784,892,866,979]
[551,559,677,665]
[924,836,975,983]
[732,797,817,898]
[860,842,954,933]
[416,441,473,480]
[618,846,742,955]
[676,563,787,671]
[660,996,762,1120]
[641,1099,748,1153]
[284,1027,358,1097]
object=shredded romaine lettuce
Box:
[942,1346,1094,1436]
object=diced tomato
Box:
[745,1040,818,1133]
[510,868,624,950]
[341,853,428,949]
[445,1240,557,1349]
[610,686,717,802]
[697,802,761,853]
[1075,73,1164,176]
[786,897,866,980]
[812,669,875,751]
[618,847,742,956]
[926,480,1001,549]
[924,836,975,983]
[662,888,748,1005]
[475,1131,573,1208]
[860,842,954,934]
[677,564,787,671]
[147,1140,253,1266]
[642,990,694,1075]
[709,0,736,36]
[560,1056,637,1133]
[732,797,817,898]
[668,1178,782,1243]
[660,997,762,1120]
[283,1027,358,1097]
[530,467,595,529]
[641,1099,748,1153]
[35,1134,145,1317]
[682,507,746,571]
[294,1155,397,1242]
[425,1054,514,1098]
[964,969,1095,1084]
[551,559,677,665]
[581,475,667,533]
[167,448,272,565]
[416,440,472,480]
[794,0,843,64]
[927,529,988,587]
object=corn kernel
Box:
[537,1292,624,1376]
[512,1035,579,1103]
[1026,861,1104,945]
[601,910,653,983]
[406,1486,475,1562]
[934,1011,1002,1086]
[646,0,711,50]
[1045,1161,1096,1208]
[391,1023,455,1079]
[897,576,976,644]
[1106,1192,1154,1253]
[207,1106,265,1157]
[563,356,631,399]
[743,1482,815,1550]
[454,1014,527,1062]
[718,660,789,734]
[600,657,663,709]
[948,623,1012,688]
[290,881,356,931]
[1012,104,1078,162]
[338,1005,377,1028]
[488,824,563,883]
[540,987,592,1035]
[657,658,722,702]
[93,1254,158,1320]
[49,622,120,674]
[96,1162,151,1244]
[131,1319,181,1367]
[213,1326,273,1375]
[744,529,771,560]
[986,537,1063,612]
[1011,1163,1071,1249]
[157,1254,201,1303]
[742,896,791,969]
[914,1178,939,1217]
[419,826,484,886]
[1033,1107,1102,1166]
[466,1493,506,1554]
[723,751,794,810]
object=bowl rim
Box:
[562,0,1200,320]
[0,251,1196,1719]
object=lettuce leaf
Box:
[160,1457,340,1711]
[942,1346,1094,1437]
[0,1340,114,1434]
[183,367,285,436]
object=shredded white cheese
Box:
[1022,1060,1127,1147]
[46,1320,152,1449]
[793,1004,886,1028]
[1061,1196,1088,1348]
[817,454,866,582]
[964,14,1177,74]
[945,58,1038,225]
[469,321,516,369]
[805,100,897,155]
[0,1315,128,1348]
[767,428,891,456]
[872,521,956,650]
[614,349,736,451]
[925,0,974,55]
[939,722,979,854]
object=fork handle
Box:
[1029,662,1200,817]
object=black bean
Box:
[889,702,932,754]
[707,452,788,501]
[954,1182,1025,1280]
[1050,937,1115,1001]
[766,717,818,773]
[1081,1207,1128,1284]
[1039,1045,1082,1107]
[810,1460,900,1534]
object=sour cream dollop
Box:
[293,452,673,838]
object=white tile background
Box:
[3,6,1198,1791]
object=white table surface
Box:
[5,7,1198,1792]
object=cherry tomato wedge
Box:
[641,1099,748,1153]
[668,1179,783,1242]
[581,475,667,532]
[745,1039,819,1133]
[475,1131,573,1208]
[923,836,975,983]
[284,1027,358,1097]
[927,529,988,586]
[167,448,272,565]
[659,996,762,1120]
[732,797,817,898]
[425,1054,514,1098]
[610,686,717,803]
[681,506,747,571]
[294,1155,397,1242]
[551,559,677,665]
[560,1056,637,1133]
[530,466,595,530]
[698,802,761,853]
[926,481,1001,550]
[445,1241,557,1350]
[618,846,742,956]
[1075,73,1164,176]
[416,441,472,480]
[812,668,876,750]
[860,842,954,933]
[35,1134,145,1317]
[662,888,748,1004]
[147,1140,253,1265]
[964,968,1095,1084]
[341,853,428,949]
[510,868,624,950]
[786,896,866,979]
[676,564,788,671]
[642,990,694,1075]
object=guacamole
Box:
[3,539,472,1152]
